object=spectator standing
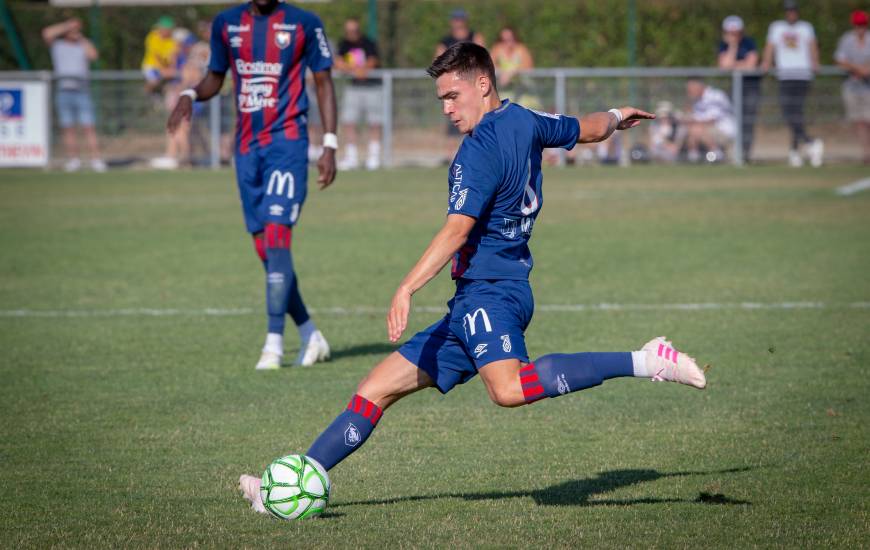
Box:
[685,78,736,163]
[762,0,823,167]
[835,10,870,164]
[718,15,761,163]
[335,17,383,171]
[152,29,199,169]
[435,9,486,162]
[42,17,106,172]
[142,16,177,94]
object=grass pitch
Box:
[0,165,868,548]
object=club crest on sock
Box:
[344,423,361,447]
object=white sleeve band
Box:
[180,89,198,101]
[608,108,624,124]
[322,132,338,150]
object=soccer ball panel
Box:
[269,484,302,502]
[301,465,326,497]
[269,462,300,485]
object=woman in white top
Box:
[761,0,823,167]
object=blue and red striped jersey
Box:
[208,2,333,153]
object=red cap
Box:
[852,10,869,26]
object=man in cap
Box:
[718,15,761,163]
[835,10,870,164]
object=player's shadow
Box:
[329,342,397,361]
[332,467,753,509]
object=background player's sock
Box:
[265,224,294,335]
[297,318,316,344]
[263,332,283,355]
[287,276,311,328]
[306,394,383,471]
[520,352,638,403]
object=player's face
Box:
[785,9,799,24]
[436,70,488,134]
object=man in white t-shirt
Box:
[42,18,107,172]
[762,0,823,167]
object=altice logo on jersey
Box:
[450,163,467,209]
[314,27,331,58]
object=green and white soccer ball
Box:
[260,454,330,520]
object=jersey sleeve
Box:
[447,139,501,219]
[207,16,229,74]
[304,15,333,73]
[531,109,580,150]
[834,34,849,63]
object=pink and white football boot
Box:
[642,337,707,389]
[239,474,267,514]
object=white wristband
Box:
[180,88,198,101]
[322,132,338,150]
[608,108,624,124]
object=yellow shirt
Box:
[141,30,177,70]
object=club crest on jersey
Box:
[501,335,512,352]
[344,423,361,447]
[275,31,291,50]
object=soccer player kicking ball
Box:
[240,42,707,511]
[168,0,336,369]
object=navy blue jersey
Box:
[447,100,579,280]
[208,2,333,153]
[718,36,757,61]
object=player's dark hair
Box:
[427,42,497,90]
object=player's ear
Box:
[478,72,492,97]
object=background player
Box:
[240,42,707,510]
[168,0,337,369]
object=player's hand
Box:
[387,285,412,343]
[166,96,193,135]
[317,147,336,189]
[615,107,655,130]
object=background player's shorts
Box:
[340,85,384,126]
[234,141,309,234]
[399,279,534,394]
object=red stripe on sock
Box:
[253,236,266,262]
[347,394,383,425]
[519,373,539,385]
[353,395,364,413]
[264,224,292,249]
[520,363,535,373]
[370,406,383,425]
[522,384,545,401]
[362,400,373,418]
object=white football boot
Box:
[642,336,707,389]
[295,330,331,367]
[255,351,282,370]
[239,474,267,514]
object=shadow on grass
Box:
[329,342,397,362]
[332,467,753,509]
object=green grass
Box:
[1,165,868,548]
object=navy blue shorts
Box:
[234,142,308,234]
[398,279,534,394]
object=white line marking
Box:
[836,178,870,196]
[0,301,867,318]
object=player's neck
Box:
[249,0,279,16]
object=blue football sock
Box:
[287,276,311,327]
[307,395,383,471]
[264,224,294,335]
[520,352,634,402]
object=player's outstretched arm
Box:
[166,71,225,135]
[577,107,655,144]
[387,214,476,343]
[313,70,337,189]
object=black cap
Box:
[784,0,798,10]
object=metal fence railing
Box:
[0,66,856,169]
